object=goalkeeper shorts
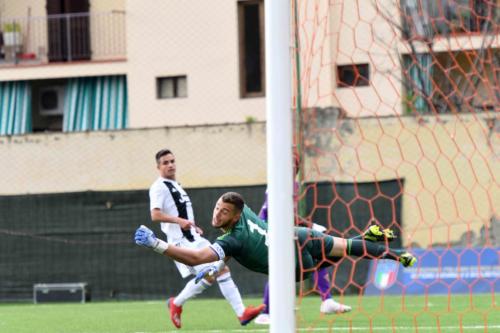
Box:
[172,236,220,278]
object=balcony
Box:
[0,11,126,67]
[402,48,500,114]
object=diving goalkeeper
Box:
[135,192,417,283]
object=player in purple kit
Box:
[254,190,351,325]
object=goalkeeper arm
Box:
[296,217,327,233]
[195,260,226,283]
[134,225,219,266]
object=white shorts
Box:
[171,237,216,279]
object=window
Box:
[238,0,265,98]
[402,55,432,114]
[46,0,91,61]
[30,76,128,132]
[157,76,187,99]
[400,0,497,39]
[337,64,370,87]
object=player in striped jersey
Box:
[149,150,264,329]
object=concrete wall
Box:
[0,122,267,194]
[0,0,45,18]
[301,111,499,248]
[1,116,497,248]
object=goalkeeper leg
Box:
[330,237,417,267]
[296,227,416,268]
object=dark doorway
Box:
[46,0,91,62]
[238,0,265,98]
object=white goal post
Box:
[265,0,295,332]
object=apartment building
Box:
[0,0,498,241]
[1,1,497,131]
[0,0,271,194]
[0,0,270,134]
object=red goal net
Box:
[292,0,499,331]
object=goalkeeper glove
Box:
[134,225,169,254]
[195,260,225,283]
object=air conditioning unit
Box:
[39,85,65,116]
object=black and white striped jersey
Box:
[149,177,197,243]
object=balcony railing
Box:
[401,0,499,40]
[0,11,126,66]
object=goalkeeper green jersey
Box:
[210,205,334,280]
[212,205,269,274]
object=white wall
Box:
[0,123,267,194]
[125,0,266,128]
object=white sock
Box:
[174,278,211,306]
[217,272,245,317]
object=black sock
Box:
[346,239,404,261]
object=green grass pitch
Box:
[0,294,498,333]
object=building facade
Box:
[0,0,498,248]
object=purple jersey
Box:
[259,182,299,222]
[258,191,269,221]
